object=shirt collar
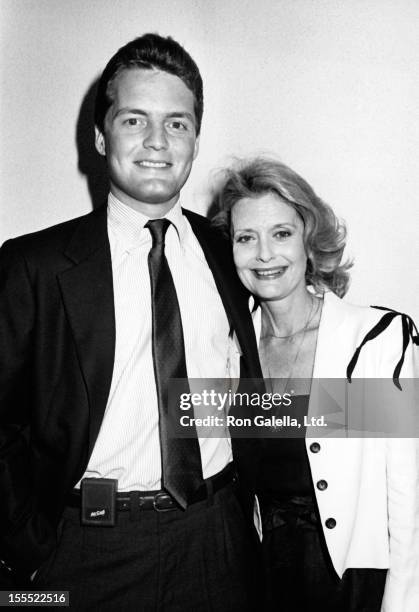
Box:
[107,192,188,251]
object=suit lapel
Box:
[312,292,348,379]
[308,293,350,428]
[57,205,261,457]
[57,206,116,455]
[184,209,262,379]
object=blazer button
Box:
[316,479,328,491]
[325,518,336,529]
[310,442,321,453]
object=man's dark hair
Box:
[94,33,204,135]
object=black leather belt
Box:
[67,462,237,512]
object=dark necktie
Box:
[146,218,203,509]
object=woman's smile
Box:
[252,266,287,280]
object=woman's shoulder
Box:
[323,291,417,333]
[324,292,419,380]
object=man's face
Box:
[95,68,200,216]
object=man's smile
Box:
[134,160,172,168]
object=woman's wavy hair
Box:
[211,157,352,297]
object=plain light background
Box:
[1,0,418,320]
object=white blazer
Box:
[254,291,419,612]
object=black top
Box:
[259,395,312,499]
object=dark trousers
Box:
[262,505,386,612]
[33,484,256,611]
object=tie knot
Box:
[145,218,171,246]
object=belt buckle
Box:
[153,491,176,512]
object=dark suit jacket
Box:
[0,205,262,575]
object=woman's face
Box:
[231,192,308,302]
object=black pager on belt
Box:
[81,478,117,526]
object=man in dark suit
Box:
[0,34,262,609]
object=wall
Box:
[1,0,418,319]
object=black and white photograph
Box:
[1,1,418,610]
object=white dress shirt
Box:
[78,194,237,491]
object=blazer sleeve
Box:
[381,315,419,611]
[0,240,55,575]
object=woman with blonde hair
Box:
[212,157,419,611]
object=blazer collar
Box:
[63,204,108,264]
[312,292,349,378]
[58,204,115,456]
